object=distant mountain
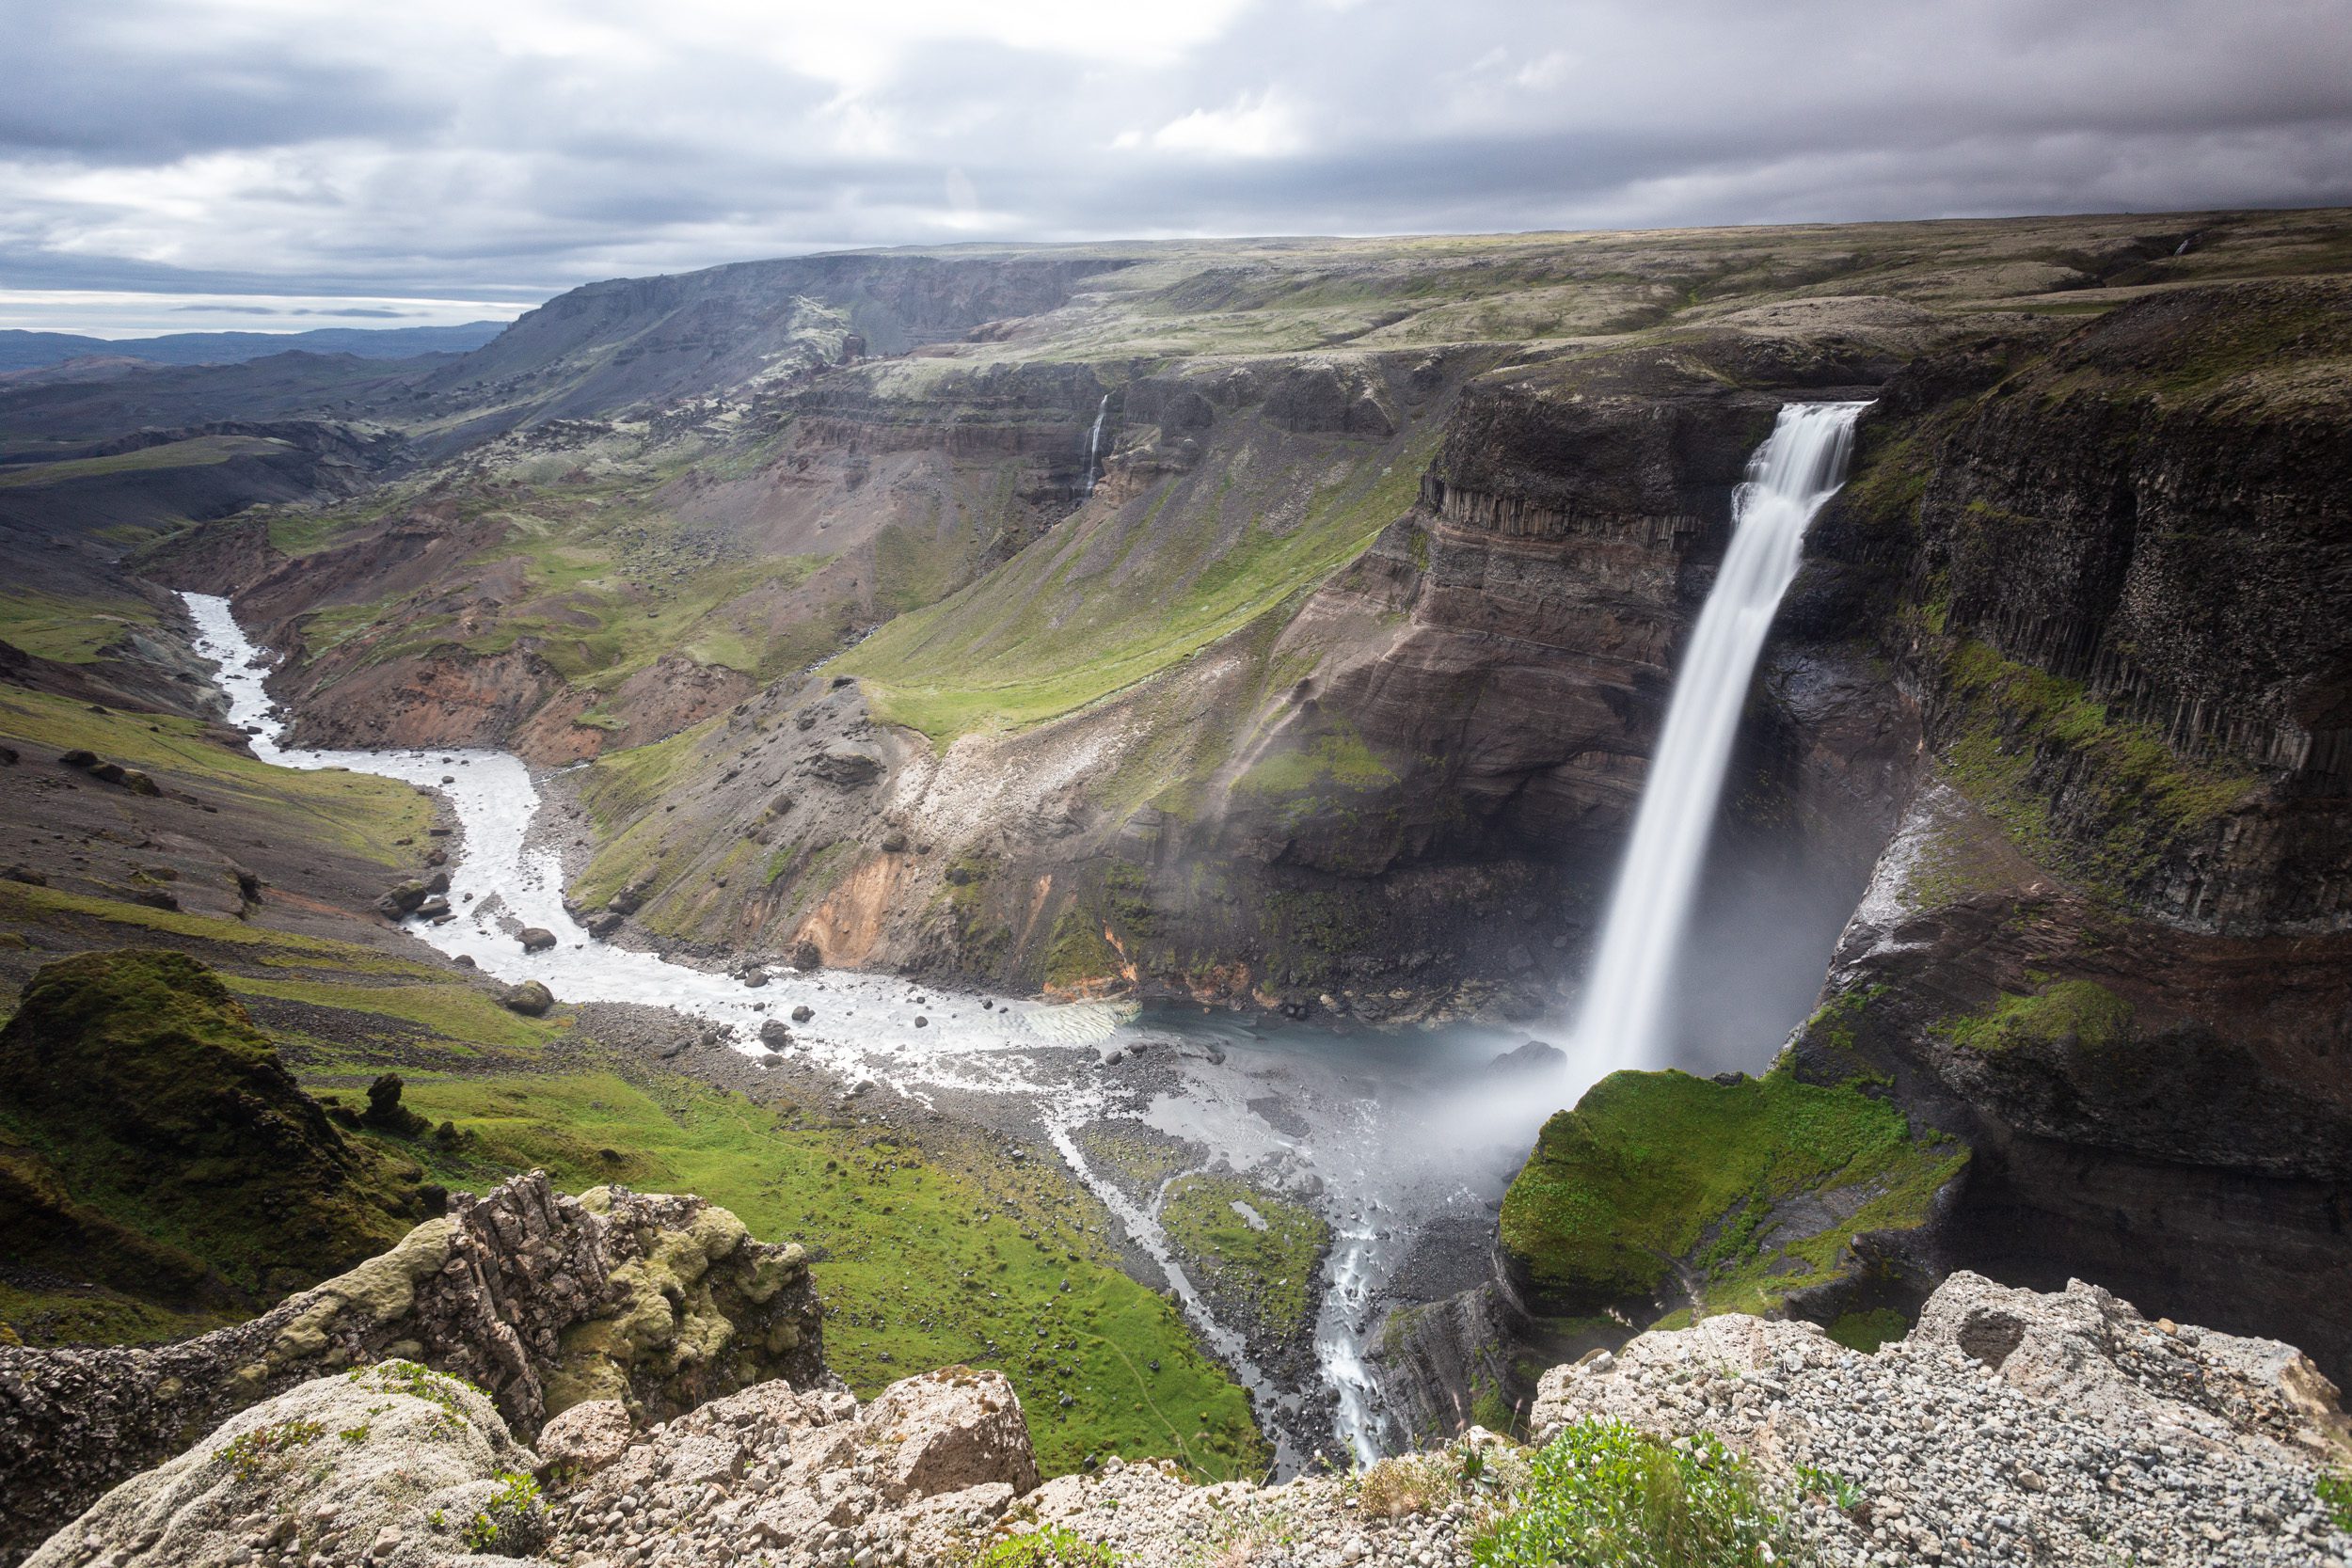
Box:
[0,321,508,373]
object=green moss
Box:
[376,1068,1266,1482]
[1498,1069,1967,1320]
[1934,978,2133,1054]
[226,976,566,1054]
[1936,639,2256,902]
[1042,905,1126,994]
[0,951,423,1309]
[1232,729,1396,800]
[1157,1175,1330,1340]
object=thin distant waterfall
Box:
[1082,392,1109,494]
[1574,401,1868,1073]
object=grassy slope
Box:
[838,424,1438,744]
[1158,1175,1331,1341]
[0,879,1263,1481]
[0,686,433,864]
[1499,1069,1967,1320]
[380,1068,1267,1481]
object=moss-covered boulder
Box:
[0,949,426,1316]
[1497,1068,1968,1330]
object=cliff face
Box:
[1786,280,2352,1378]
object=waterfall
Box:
[1082,392,1109,495]
[1573,400,1868,1073]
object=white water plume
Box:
[1083,391,1109,494]
[1573,401,1867,1074]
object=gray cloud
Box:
[1,0,2346,329]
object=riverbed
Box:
[183,590,1590,1467]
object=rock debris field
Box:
[16,1261,2350,1568]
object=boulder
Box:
[375,879,430,918]
[586,911,624,938]
[809,748,882,787]
[1485,1038,1567,1076]
[517,927,557,953]
[790,1005,814,1023]
[21,1362,540,1568]
[535,1399,634,1480]
[858,1368,1041,1501]
[759,1020,792,1049]
[740,967,769,989]
[501,981,555,1017]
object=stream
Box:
[181,591,1578,1470]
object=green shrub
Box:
[973,1524,1123,1566]
[1471,1418,1803,1568]
[2320,1470,2352,1534]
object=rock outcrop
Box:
[1531,1271,2351,1568]
[0,1173,826,1565]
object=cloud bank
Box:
[4,0,2348,331]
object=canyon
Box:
[1,208,2348,1558]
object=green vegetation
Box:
[0,951,427,1322]
[1157,1175,1330,1340]
[0,588,160,663]
[974,1526,1124,1567]
[371,1066,1266,1482]
[1934,978,2133,1055]
[460,1470,545,1552]
[1937,639,2256,903]
[226,974,566,1054]
[1825,1308,1911,1354]
[213,1418,326,1482]
[1041,905,1126,994]
[1471,1418,1802,1568]
[839,426,1439,743]
[0,687,432,864]
[0,434,286,490]
[1498,1069,1967,1320]
[2319,1470,2352,1535]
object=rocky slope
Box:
[15,1207,2348,1568]
[0,1172,825,1563]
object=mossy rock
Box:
[0,949,425,1316]
[1498,1068,1967,1323]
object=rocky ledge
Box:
[18,1213,2351,1568]
[0,1174,826,1565]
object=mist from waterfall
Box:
[1573,400,1868,1075]
[1083,392,1109,494]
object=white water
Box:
[180,591,1556,1468]
[1572,401,1867,1073]
[1082,392,1110,494]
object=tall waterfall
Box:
[1082,392,1109,494]
[1574,400,1868,1072]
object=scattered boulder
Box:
[790,1004,815,1023]
[500,981,555,1017]
[1,863,45,886]
[880,829,910,853]
[535,1398,634,1480]
[809,748,882,787]
[362,1073,432,1138]
[586,911,624,938]
[56,750,96,768]
[1486,1037,1567,1076]
[759,1020,793,1049]
[517,927,557,953]
[375,879,430,919]
[740,966,769,989]
[789,940,822,972]
[415,894,453,920]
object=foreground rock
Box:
[1533,1271,2352,1567]
[24,1362,541,1568]
[0,1174,826,1563]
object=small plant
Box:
[338,1423,371,1445]
[1470,1417,1804,1568]
[972,1525,1123,1566]
[2319,1469,2352,1534]
[1793,1463,1863,1512]
[1359,1453,1451,1519]
[460,1470,545,1553]
[214,1419,326,1481]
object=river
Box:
[181,591,1574,1468]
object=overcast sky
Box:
[6,0,2350,335]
